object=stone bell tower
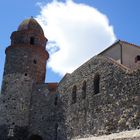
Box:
[4,17,49,84]
[0,17,49,140]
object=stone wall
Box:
[0,74,67,140]
[5,45,48,84]
[0,75,67,140]
[0,73,33,140]
[58,56,140,140]
[29,83,67,140]
[11,30,47,48]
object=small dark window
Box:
[82,81,86,99]
[30,37,35,45]
[25,73,27,76]
[42,116,45,120]
[72,85,77,104]
[54,96,58,106]
[135,55,140,63]
[33,59,37,64]
[94,74,100,94]
[88,64,91,69]
[28,135,43,140]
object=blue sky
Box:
[0,0,140,87]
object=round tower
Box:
[4,17,49,84]
[0,18,49,140]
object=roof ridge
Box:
[118,39,140,47]
[99,39,140,55]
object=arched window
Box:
[72,85,77,104]
[28,134,43,140]
[82,81,86,99]
[94,74,100,94]
[30,37,35,45]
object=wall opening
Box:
[33,59,37,64]
[94,74,100,94]
[54,96,58,106]
[28,135,43,140]
[88,64,91,69]
[72,85,77,104]
[30,37,35,45]
[82,81,86,99]
[24,73,28,76]
[135,55,140,63]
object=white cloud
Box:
[36,0,116,75]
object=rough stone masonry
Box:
[0,17,140,140]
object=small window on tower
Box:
[24,73,27,76]
[33,59,37,64]
[135,55,140,63]
[30,37,35,45]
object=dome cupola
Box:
[10,17,47,47]
[18,17,44,34]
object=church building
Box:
[0,18,140,140]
